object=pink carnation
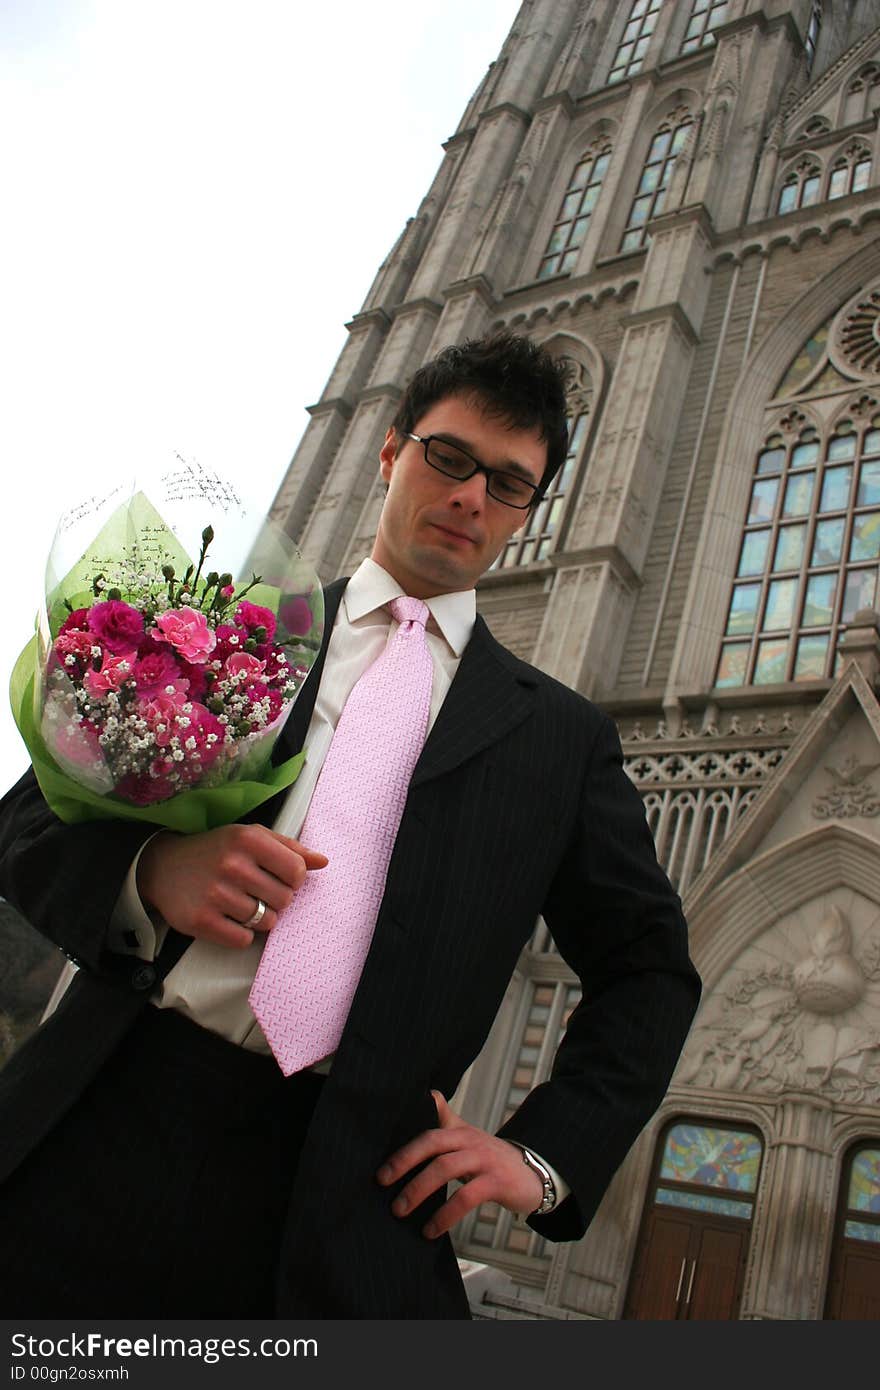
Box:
[55,628,95,667]
[212,624,249,661]
[175,658,209,701]
[153,606,217,664]
[87,600,145,655]
[58,608,90,635]
[180,703,227,769]
[220,584,235,599]
[52,718,103,769]
[83,650,137,699]
[114,771,177,805]
[225,652,266,683]
[132,649,185,699]
[137,690,189,746]
[244,683,284,723]
[279,595,313,637]
[235,601,276,641]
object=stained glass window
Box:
[620,112,693,253]
[717,411,880,687]
[680,0,729,55]
[608,0,664,86]
[537,146,611,281]
[649,1122,762,1227]
[843,1147,880,1243]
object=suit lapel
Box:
[411,614,536,787]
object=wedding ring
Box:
[244,898,268,928]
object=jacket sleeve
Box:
[496,711,701,1242]
[0,768,156,973]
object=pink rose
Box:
[83,650,137,699]
[225,652,266,683]
[235,600,276,641]
[279,596,313,637]
[153,606,217,664]
[87,600,145,654]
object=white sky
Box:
[0,0,519,790]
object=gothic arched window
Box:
[716,413,880,687]
[827,144,872,201]
[680,0,729,55]
[777,158,821,214]
[717,287,880,689]
[608,0,663,86]
[620,110,693,253]
[537,143,612,281]
[825,1143,880,1319]
[496,407,589,568]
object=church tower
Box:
[272,1,880,1320]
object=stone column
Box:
[741,1095,835,1320]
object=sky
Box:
[0,0,519,789]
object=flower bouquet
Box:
[10,462,324,832]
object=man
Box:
[0,333,700,1318]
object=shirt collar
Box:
[342,558,476,658]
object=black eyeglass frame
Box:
[406,432,543,510]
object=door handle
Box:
[684,1258,697,1307]
[674,1257,686,1303]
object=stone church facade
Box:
[270,1,880,1319]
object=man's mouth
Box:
[431,522,478,546]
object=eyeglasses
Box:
[407,433,542,510]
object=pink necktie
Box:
[249,596,434,1075]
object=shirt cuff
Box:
[106,834,169,961]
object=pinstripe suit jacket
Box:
[0,578,700,1318]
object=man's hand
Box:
[375,1091,543,1239]
[136,824,328,949]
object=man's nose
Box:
[448,470,488,512]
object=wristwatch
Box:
[517,1145,557,1216]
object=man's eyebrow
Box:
[431,433,538,483]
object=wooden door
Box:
[624,1208,749,1320]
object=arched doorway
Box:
[624,1119,763,1320]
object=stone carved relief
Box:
[621,709,800,742]
[557,355,594,418]
[813,755,880,819]
[626,746,785,787]
[676,904,880,1103]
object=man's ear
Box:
[379,427,397,483]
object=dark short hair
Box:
[390,332,570,498]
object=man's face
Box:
[372,393,547,597]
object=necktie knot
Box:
[388,596,430,629]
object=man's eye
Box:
[494,475,528,500]
[431,446,471,475]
